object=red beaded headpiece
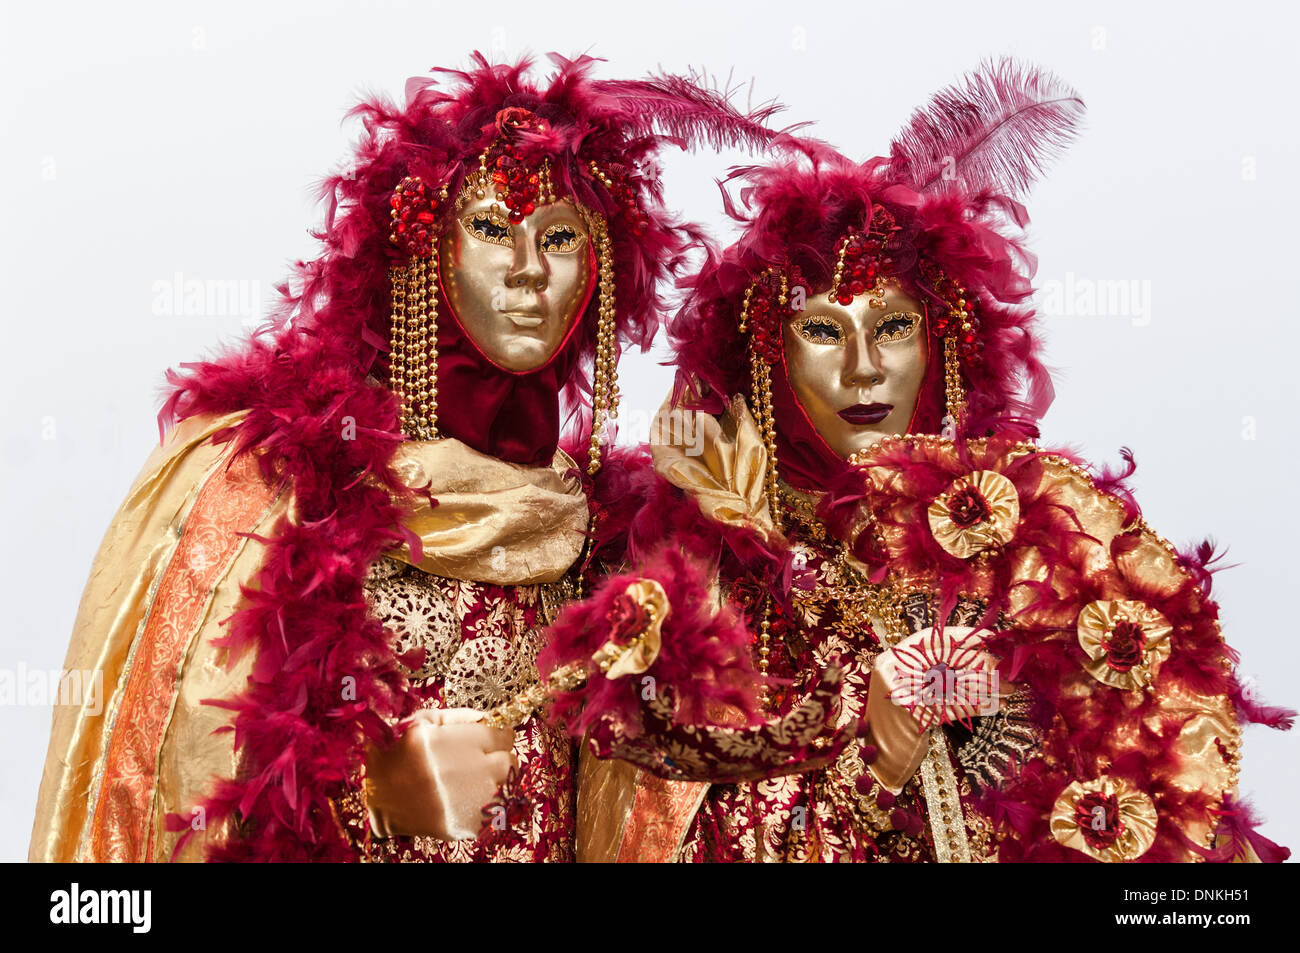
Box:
[741,203,983,375]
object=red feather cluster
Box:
[538,546,762,741]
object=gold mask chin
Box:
[438,192,595,373]
[783,279,929,460]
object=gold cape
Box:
[29,411,288,862]
[30,414,588,862]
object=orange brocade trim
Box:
[85,449,277,862]
[615,774,708,863]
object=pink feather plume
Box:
[890,57,1086,197]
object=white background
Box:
[2,0,1296,863]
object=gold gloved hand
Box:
[363,707,518,840]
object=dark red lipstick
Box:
[838,403,891,425]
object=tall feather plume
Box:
[594,66,820,156]
[889,57,1085,197]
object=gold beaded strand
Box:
[387,250,441,442]
[388,265,409,425]
[737,270,789,694]
[942,335,966,436]
[586,214,619,476]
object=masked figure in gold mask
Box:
[27,54,787,862]
[538,61,1291,863]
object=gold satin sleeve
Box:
[28,410,291,862]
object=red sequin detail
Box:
[827,206,902,306]
[388,175,437,257]
[745,267,806,365]
[588,161,651,237]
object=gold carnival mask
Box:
[439,191,596,373]
[783,279,929,459]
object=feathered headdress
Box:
[164,52,798,458]
[670,57,1085,490]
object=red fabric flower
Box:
[1102,619,1147,673]
[1074,792,1124,850]
[605,592,651,646]
[946,485,992,528]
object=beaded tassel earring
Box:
[736,268,795,692]
[388,175,442,441]
[922,263,978,440]
[736,269,787,534]
[941,337,967,440]
[585,158,644,480]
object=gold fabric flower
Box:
[593,579,669,679]
[1050,777,1158,862]
[1076,599,1172,691]
[927,470,1020,558]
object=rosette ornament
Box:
[1076,599,1173,691]
[1050,777,1158,862]
[876,625,1002,732]
[592,580,668,679]
[483,579,669,729]
[927,469,1020,558]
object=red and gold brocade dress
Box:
[327,436,593,863]
[670,485,1031,863]
[579,484,1024,863]
[334,556,579,862]
[573,400,1263,864]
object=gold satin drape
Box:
[29,411,290,862]
[385,439,588,586]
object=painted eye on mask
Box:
[791,316,846,346]
[461,211,514,246]
[540,223,584,253]
[874,311,921,344]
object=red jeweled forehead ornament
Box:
[389,107,650,257]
